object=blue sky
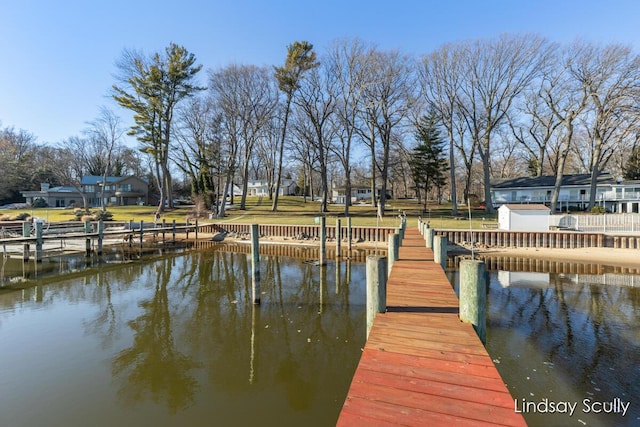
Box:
[1,0,640,144]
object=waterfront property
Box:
[491,173,640,213]
[20,175,149,208]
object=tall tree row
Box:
[5,36,640,216]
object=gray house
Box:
[490,173,640,213]
[21,176,149,208]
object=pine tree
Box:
[623,146,640,180]
[409,113,449,211]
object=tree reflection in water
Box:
[112,258,200,413]
[449,257,640,427]
[100,247,364,424]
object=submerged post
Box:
[319,216,326,266]
[162,219,166,242]
[139,220,144,248]
[433,235,447,270]
[459,260,487,344]
[251,224,260,304]
[22,221,30,262]
[35,221,43,262]
[366,255,387,339]
[195,218,199,240]
[172,220,176,242]
[336,218,341,255]
[97,220,103,255]
[347,217,352,251]
[84,220,92,257]
[387,232,399,277]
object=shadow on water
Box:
[449,255,640,427]
[0,245,366,427]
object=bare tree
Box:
[420,43,466,214]
[326,38,373,216]
[359,48,415,216]
[174,96,221,209]
[291,65,337,212]
[571,43,640,209]
[543,42,596,212]
[456,34,550,213]
[84,107,126,210]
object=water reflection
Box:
[0,248,365,427]
[451,255,640,427]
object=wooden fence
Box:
[436,229,640,249]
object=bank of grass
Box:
[2,196,497,230]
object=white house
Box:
[498,204,550,231]
[245,179,297,197]
[491,173,640,213]
[331,187,392,204]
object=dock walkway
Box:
[337,228,526,426]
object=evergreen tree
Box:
[409,113,449,211]
[623,146,640,180]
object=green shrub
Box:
[590,205,606,214]
[93,210,113,221]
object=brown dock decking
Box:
[337,228,526,427]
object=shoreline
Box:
[457,246,640,269]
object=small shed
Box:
[498,204,550,231]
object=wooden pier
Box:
[337,228,526,426]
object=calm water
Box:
[0,249,366,427]
[3,248,640,427]
[451,258,640,427]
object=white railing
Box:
[555,213,640,233]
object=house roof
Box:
[81,175,122,185]
[80,175,149,185]
[491,173,614,189]
[499,204,550,211]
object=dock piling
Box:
[459,259,487,344]
[366,255,387,339]
[387,232,399,276]
[433,235,447,270]
[251,224,260,305]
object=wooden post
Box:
[425,227,434,249]
[433,235,447,270]
[22,221,30,262]
[335,218,341,255]
[84,220,92,257]
[251,224,260,304]
[162,219,166,242]
[35,221,43,262]
[387,232,399,277]
[366,255,387,339]
[97,220,103,255]
[319,216,326,266]
[459,260,487,344]
[347,217,352,250]
[127,220,134,247]
[172,220,176,242]
[139,220,144,248]
[186,218,189,240]
[195,218,199,240]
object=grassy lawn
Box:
[1,197,497,230]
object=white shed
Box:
[498,204,550,231]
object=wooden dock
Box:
[337,228,526,426]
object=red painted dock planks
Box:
[337,228,526,427]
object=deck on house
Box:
[337,228,526,427]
